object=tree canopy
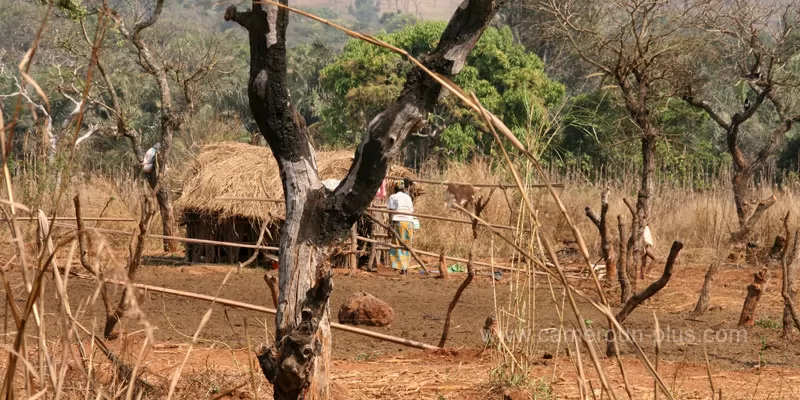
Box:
[317,21,565,161]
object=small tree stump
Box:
[438,253,449,280]
[738,267,769,327]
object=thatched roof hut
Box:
[176,142,416,264]
[176,142,359,224]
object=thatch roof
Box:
[176,142,415,222]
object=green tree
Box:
[318,21,564,161]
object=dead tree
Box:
[539,0,701,297]
[684,1,800,314]
[607,241,683,356]
[224,0,503,397]
[439,192,493,348]
[617,215,631,303]
[585,187,617,286]
[781,223,800,338]
[738,267,769,327]
[62,2,226,252]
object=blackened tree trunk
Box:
[225,0,504,397]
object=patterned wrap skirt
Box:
[390,221,414,270]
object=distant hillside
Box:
[294,0,463,21]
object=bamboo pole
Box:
[53,223,280,251]
[385,176,564,189]
[7,217,137,222]
[214,197,525,232]
[102,278,439,351]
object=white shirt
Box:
[142,147,157,173]
[643,226,654,247]
[322,179,340,191]
[387,191,414,222]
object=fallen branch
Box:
[215,197,522,232]
[607,241,683,356]
[54,222,279,251]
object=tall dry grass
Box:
[410,159,800,266]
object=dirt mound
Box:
[337,292,395,327]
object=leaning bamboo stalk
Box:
[101,278,439,351]
[53,223,280,251]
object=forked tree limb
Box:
[438,194,492,347]
[225,0,505,394]
[239,222,269,272]
[607,241,683,356]
[585,188,617,283]
[103,193,156,339]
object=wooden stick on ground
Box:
[54,223,280,251]
[101,278,439,350]
[384,176,564,189]
[606,241,683,356]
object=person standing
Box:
[142,142,161,175]
[387,180,415,274]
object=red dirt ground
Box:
[2,247,800,398]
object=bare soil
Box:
[3,250,800,399]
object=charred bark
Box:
[225,0,504,397]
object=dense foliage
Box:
[2,0,800,192]
[317,21,565,161]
